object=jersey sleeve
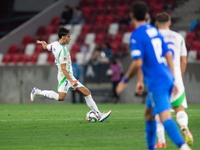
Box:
[59,47,68,64]
[47,43,53,51]
[130,34,143,60]
[180,36,187,56]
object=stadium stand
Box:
[1,0,200,65]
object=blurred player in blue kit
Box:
[116,1,191,150]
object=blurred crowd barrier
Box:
[0,62,199,103]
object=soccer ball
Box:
[86,110,99,122]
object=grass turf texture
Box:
[0,103,199,150]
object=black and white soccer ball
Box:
[85,110,99,122]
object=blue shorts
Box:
[145,84,173,115]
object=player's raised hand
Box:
[135,82,144,96]
[36,40,48,49]
[36,40,42,44]
[36,40,47,44]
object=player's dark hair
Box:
[131,1,148,21]
[156,12,170,23]
[57,27,70,39]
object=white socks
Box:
[37,89,59,101]
[157,121,166,143]
[155,115,166,143]
[156,110,189,144]
[84,95,100,113]
[176,110,188,129]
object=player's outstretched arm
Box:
[36,40,48,50]
[116,59,142,94]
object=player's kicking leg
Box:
[181,127,193,147]
[30,87,59,101]
[174,106,193,146]
[155,115,167,148]
[77,85,112,122]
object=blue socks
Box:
[163,118,185,148]
[145,120,157,150]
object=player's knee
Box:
[58,98,65,101]
[86,90,91,96]
[145,108,154,120]
[79,87,91,96]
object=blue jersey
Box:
[130,24,174,92]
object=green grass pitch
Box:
[0,103,199,150]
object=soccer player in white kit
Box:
[30,27,111,122]
[154,12,193,148]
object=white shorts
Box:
[170,82,187,108]
[57,75,84,93]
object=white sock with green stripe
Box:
[84,95,101,113]
[176,110,188,129]
[37,90,59,100]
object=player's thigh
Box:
[152,90,171,115]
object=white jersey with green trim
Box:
[47,41,73,77]
[159,29,187,85]
[159,29,187,107]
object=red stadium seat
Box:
[47,53,55,64]
[12,54,21,64]
[191,40,200,51]
[114,33,123,42]
[46,25,57,36]
[186,32,196,49]
[81,24,91,34]
[111,42,120,56]
[50,16,60,26]
[17,45,25,54]
[76,34,85,44]
[22,35,35,45]
[82,6,92,15]
[117,5,127,15]
[8,44,18,54]
[119,24,129,33]
[36,26,46,36]
[92,25,108,34]
[2,54,12,64]
[105,15,113,25]
[197,50,200,60]
[71,43,80,52]
[30,54,38,64]
[21,54,30,64]
[96,15,104,25]
[95,33,104,45]
[34,44,43,54]
[96,0,106,6]
[80,0,95,7]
